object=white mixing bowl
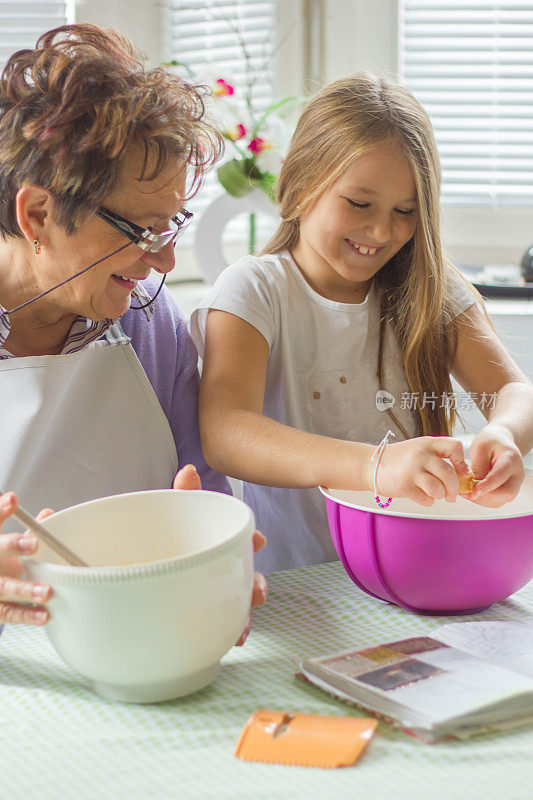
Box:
[23,490,255,703]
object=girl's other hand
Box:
[0,492,54,626]
[172,466,267,646]
[369,436,471,507]
[462,425,525,507]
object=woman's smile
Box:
[110,272,149,291]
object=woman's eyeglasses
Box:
[96,207,194,252]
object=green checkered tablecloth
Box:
[1,561,532,800]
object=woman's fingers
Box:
[0,497,54,626]
[235,612,251,647]
[0,602,49,626]
[251,571,267,607]
[234,535,268,646]
[0,491,18,527]
[235,580,267,646]
[0,531,39,558]
[252,530,266,553]
[0,529,53,624]
[251,533,267,603]
[0,531,51,626]
[172,464,202,491]
[235,572,267,647]
[0,529,39,580]
[0,573,52,605]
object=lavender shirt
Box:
[119,276,230,495]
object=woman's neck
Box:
[0,243,76,356]
[3,319,75,357]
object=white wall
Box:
[75,0,163,64]
[324,0,399,84]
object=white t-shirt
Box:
[190,249,477,574]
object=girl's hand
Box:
[172,466,267,646]
[0,492,54,626]
[368,436,471,507]
[464,425,525,507]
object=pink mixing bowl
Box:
[321,470,533,615]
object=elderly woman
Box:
[0,24,266,634]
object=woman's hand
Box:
[463,424,525,507]
[172,465,267,646]
[235,530,267,646]
[367,436,471,507]
[0,492,54,626]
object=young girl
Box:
[191,73,533,574]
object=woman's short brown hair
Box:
[0,24,223,238]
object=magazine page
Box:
[431,621,533,679]
[310,636,533,724]
[296,668,436,740]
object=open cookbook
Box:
[296,621,533,742]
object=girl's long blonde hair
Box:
[262,72,478,438]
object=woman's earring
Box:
[33,240,41,255]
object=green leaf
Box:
[216,159,279,201]
[258,172,278,203]
[217,159,260,197]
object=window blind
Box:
[399,0,533,205]
[0,1,70,71]
[165,0,279,247]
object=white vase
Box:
[194,189,280,285]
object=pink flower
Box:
[248,137,270,154]
[225,123,247,141]
[214,78,234,97]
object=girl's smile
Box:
[291,138,418,303]
[344,239,386,257]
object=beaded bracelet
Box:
[370,429,395,508]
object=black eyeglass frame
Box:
[96,207,193,252]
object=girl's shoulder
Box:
[214,250,293,291]
[200,250,297,312]
[190,252,295,357]
[443,263,479,319]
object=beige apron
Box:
[0,323,178,533]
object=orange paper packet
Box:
[235,709,377,768]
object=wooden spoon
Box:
[2,493,88,567]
